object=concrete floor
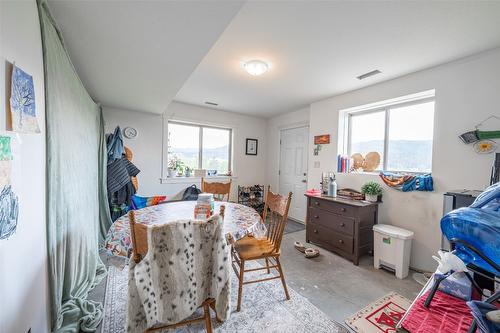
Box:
[89,228,422,332]
[279,230,421,326]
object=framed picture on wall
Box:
[246,138,258,155]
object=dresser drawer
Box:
[309,198,355,217]
[308,224,354,254]
[309,208,354,236]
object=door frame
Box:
[278,124,310,223]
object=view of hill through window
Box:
[349,100,434,172]
[168,122,230,174]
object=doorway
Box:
[279,126,309,223]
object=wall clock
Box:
[123,127,138,139]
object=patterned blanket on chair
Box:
[126,215,231,332]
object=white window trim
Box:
[340,90,435,174]
[164,119,233,177]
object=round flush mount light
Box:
[242,60,269,76]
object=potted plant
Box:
[176,161,185,177]
[361,181,383,202]
[167,157,178,178]
[184,166,192,177]
[168,156,184,177]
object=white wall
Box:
[103,101,268,200]
[267,107,310,191]
[0,1,50,332]
[307,48,500,271]
[103,106,164,195]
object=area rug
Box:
[102,262,349,333]
[345,292,412,333]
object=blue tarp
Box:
[441,182,500,276]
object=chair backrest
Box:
[128,205,226,263]
[262,186,292,252]
[129,210,148,263]
[201,178,232,201]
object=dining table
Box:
[104,200,263,258]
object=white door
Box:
[279,126,309,222]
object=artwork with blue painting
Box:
[0,136,18,240]
[10,64,40,133]
[0,185,19,240]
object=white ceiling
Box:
[174,1,500,117]
[47,0,244,114]
[48,1,500,118]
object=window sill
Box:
[338,171,430,176]
[160,175,237,184]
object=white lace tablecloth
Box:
[104,201,262,258]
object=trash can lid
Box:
[373,224,414,240]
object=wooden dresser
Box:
[305,194,379,265]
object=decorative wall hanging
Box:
[313,134,330,156]
[379,172,434,192]
[314,134,330,145]
[9,64,40,133]
[313,144,322,156]
[473,140,497,154]
[459,115,500,144]
[246,138,258,155]
[0,135,19,240]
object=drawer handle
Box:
[340,208,346,212]
[314,229,318,234]
[314,215,319,219]
[338,239,344,244]
[340,222,345,227]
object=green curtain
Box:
[98,107,113,243]
[38,1,112,331]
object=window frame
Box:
[346,96,435,174]
[167,120,232,174]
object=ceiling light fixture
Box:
[243,60,269,76]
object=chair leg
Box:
[265,257,270,274]
[237,259,245,312]
[209,300,222,323]
[203,302,213,333]
[275,257,290,300]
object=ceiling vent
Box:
[205,101,218,106]
[357,70,381,80]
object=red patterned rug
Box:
[345,292,412,333]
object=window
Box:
[346,94,435,173]
[167,121,232,175]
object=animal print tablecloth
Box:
[104,201,262,258]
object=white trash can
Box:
[373,224,414,279]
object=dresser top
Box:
[304,193,379,207]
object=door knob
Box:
[314,229,318,234]
[339,239,344,244]
[341,208,346,212]
[302,179,307,183]
[314,215,319,219]
[340,222,345,227]
[314,201,320,206]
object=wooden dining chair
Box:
[230,186,293,311]
[201,178,232,201]
[128,206,226,333]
